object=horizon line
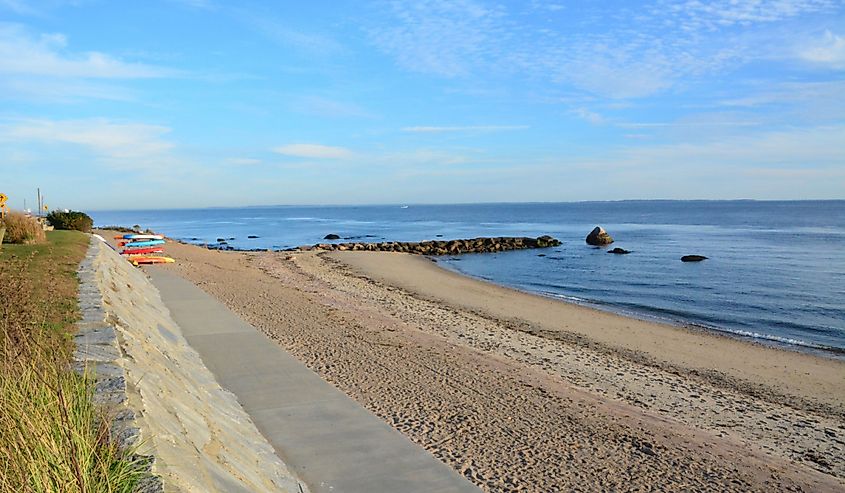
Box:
[85,198,845,213]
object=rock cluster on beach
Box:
[297,235,562,255]
[586,226,614,246]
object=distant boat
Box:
[400,205,409,209]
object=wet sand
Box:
[149,239,844,492]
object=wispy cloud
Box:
[656,0,835,31]
[226,157,261,166]
[402,124,528,133]
[169,0,216,9]
[367,0,838,99]
[0,117,187,173]
[798,30,845,69]
[571,108,605,125]
[367,0,506,77]
[292,96,375,118]
[0,0,38,15]
[0,23,178,102]
[273,143,354,159]
[237,12,342,55]
[584,124,845,170]
[0,24,175,78]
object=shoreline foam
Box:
[328,250,845,412]
[436,259,845,358]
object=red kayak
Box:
[121,247,164,255]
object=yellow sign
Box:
[0,193,7,206]
[43,204,48,211]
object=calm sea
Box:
[92,201,845,357]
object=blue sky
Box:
[1,0,843,210]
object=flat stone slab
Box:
[74,342,121,363]
[147,268,480,493]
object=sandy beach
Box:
[146,237,844,492]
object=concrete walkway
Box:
[147,268,480,493]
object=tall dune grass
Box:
[0,231,146,492]
[2,211,46,244]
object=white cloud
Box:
[367,0,839,99]
[571,108,605,125]
[0,118,181,171]
[401,125,528,133]
[799,30,845,69]
[0,0,38,15]
[272,143,354,159]
[0,24,175,78]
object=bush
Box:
[47,211,93,233]
[1,211,46,244]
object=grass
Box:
[0,231,147,492]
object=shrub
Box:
[1,211,46,244]
[47,211,93,233]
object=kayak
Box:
[121,239,165,248]
[114,234,164,240]
[121,247,164,255]
[130,256,175,266]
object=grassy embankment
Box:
[0,230,145,492]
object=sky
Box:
[1,0,844,210]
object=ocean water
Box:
[92,201,845,357]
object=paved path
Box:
[147,268,480,493]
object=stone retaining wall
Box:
[74,236,307,493]
[75,238,163,492]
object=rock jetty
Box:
[586,226,614,246]
[297,235,562,255]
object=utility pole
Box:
[37,188,41,217]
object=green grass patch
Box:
[1,231,147,492]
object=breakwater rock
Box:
[297,235,562,255]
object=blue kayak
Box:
[117,234,164,240]
[123,239,165,248]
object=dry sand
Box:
[150,238,844,492]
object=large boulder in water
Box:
[586,226,614,246]
[681,255,707,262]
[323,233,341,240]
[607,247,630,254]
